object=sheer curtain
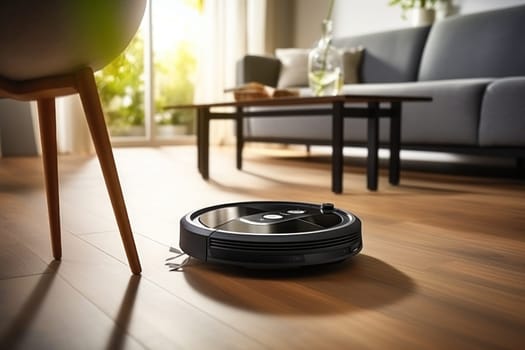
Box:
[31,95,94,155]
[194,0,267,145]
[56,96,94,154]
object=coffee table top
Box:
[164,94,432,109]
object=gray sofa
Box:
[236,5,525,163]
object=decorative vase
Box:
[410,8,435,26]
[308,19,343,96]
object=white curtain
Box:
[194,0,267,145]
[31,96,94,155]
[56,96,94,154]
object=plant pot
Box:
[110,125,145,137]
[435,0,453,21]
[410,8,435,26]
[157,124,188,137]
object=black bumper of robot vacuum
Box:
[180,201,362,268]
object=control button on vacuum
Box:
[286,209,306,214]
[321,203,335,212]
[263,214,284,220]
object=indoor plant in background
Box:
[388,0,438,26]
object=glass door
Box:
[96,28,146,139]
[95,0,202,145]
[152,0,201,142]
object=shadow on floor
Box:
[285,153,524,180]
[0,261,141,350]
[0,261,60,349]
[105,275,141,350]
[183,254,415,315]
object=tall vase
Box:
[308,19,343,96]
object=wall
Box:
[0,100,38,157]
[265,0,295,53]
[292,0,332,49]
[293,0,525,47]
[459,0,525,13]
[332,0,405,38]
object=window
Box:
[95,0,202,145]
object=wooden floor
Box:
[0,145,524,350]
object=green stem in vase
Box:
[326,0,335,21]
[320,0,336,76]
[310,0,342,96]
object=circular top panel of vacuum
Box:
[189,201,354,235]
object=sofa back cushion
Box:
[333,26,430,83]
[418,5,525,81]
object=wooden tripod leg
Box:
[37,98,62,259]
[74,68,141,274]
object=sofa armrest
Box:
[236,55,281,87]
[479,77,525,147]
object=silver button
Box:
[286,209,306,214]
[262,214,283,220]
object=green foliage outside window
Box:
[95,34,197,135]
[95,34,145,134]
[154,41,197,129]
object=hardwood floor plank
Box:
[0,272,144,350]
[0,216,50,279]
[0,145,524,349]
[0,193,264,349]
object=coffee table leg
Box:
[389,102,401,185]
[201,107,210,179]
[332,102,344,194]
[197,108,203,174]
[236,107,244,170]
[367,102,380,191]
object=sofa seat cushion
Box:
[244,79,492,146]
[479,77,525,147]
[341,79,492,145]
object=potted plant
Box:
[388,0,438,26]
[156,111,191,137]
[96,35,146,137]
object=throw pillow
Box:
[342,46,364,84]
[275,48,309,88]
[275,46,365,88]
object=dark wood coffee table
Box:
[165,94,431,193]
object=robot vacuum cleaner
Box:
[180,201,362,268]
